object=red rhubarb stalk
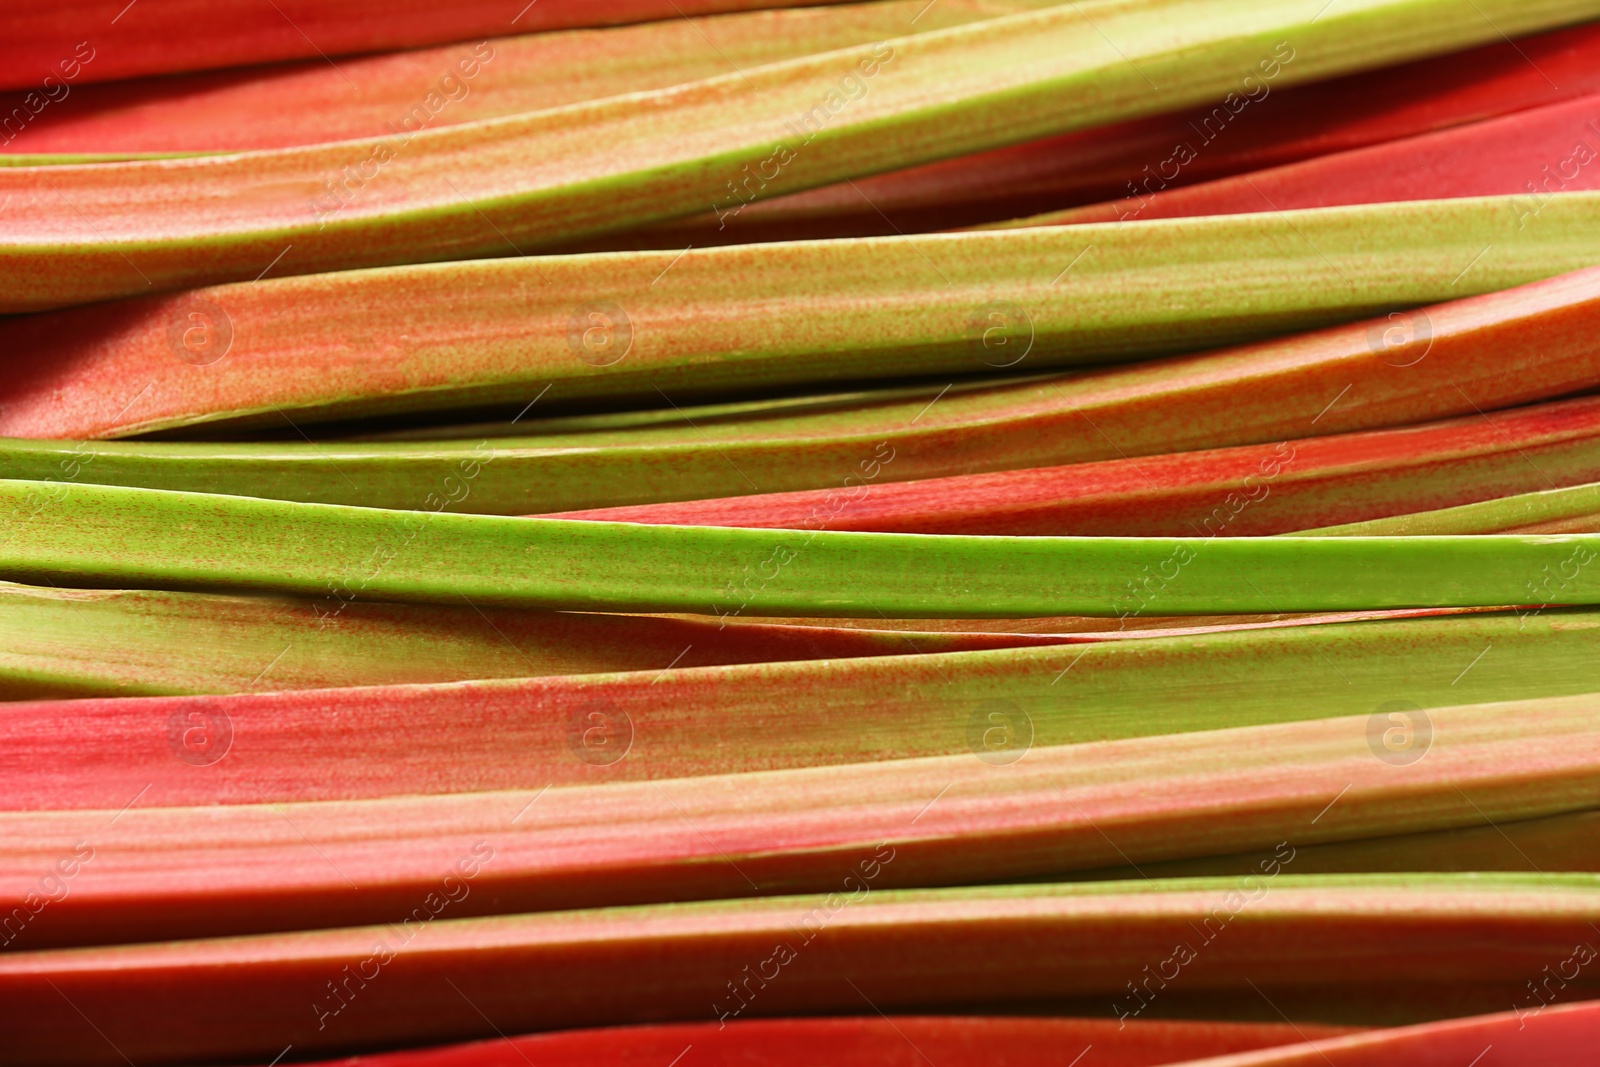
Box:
[0,874,1593,1065]
[1158,999,1600,1066]
[1009,94,1600,228]
[275,1016,1355,1067]
[0,0,1043,158]
[3,693,1597,950]
[547,395,1600,535]
[2,609,1594,811]
[0,0,848,91]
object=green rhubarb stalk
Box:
[0,152,214,166]
[346,377,1021,441]
[4,481,1600,615]
[724,606,1496,638]
[3,0,1595,311]
[1301,480,1600,534]
[605,22,1600,248]
[2,874,1595,1064]
[0,581,1003,701]
[8,609,1600,809]
[7,193,1600,437]
[0,582,1489,700]
[1080,808,1600,880]
[12,237,1600,515]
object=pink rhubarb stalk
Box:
[547,395,1600,535]
[3,694,1597,949]
[0,610,1593,810]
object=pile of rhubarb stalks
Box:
[10,0,1600,1064]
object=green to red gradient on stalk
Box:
[10,246,1600,517]
[619,20,1600,245]
[1307,480,1600,534]
[0,0,1589,311]
[0,0,1049,159]
[0,580,1041,700]
[3,695,1598,950]
[547,395,1600,534]
[5,196,1599,440]
[6,611,1598,809]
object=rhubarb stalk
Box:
[1,875,1594,1064]
[4,611,1597,809]
[6,195,1600,438]
[3,0,1592,311]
